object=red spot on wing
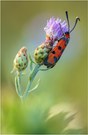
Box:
[48,53,55,64]
[57,40,66,49]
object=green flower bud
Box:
[34,42,52,64]
[14,47,28,71]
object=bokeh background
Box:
[1,1,87,134]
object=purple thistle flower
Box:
[44,17,68,41]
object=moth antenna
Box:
[65,11,70,32]
[70,17,80,33]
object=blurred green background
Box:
[1,1,87,134]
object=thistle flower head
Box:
[44,17,68,41]
[14,47,28,72]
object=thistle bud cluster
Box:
[13,17,68,71]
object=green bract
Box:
[14,47,28,71]
[34,42,52,64]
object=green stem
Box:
[17,73,24,102]
[15,72,23,102]
[15,76,19,96]
[17,73,22,96]
[22,64,41,100]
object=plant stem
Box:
[15,76,19,96]
[17,73,22,96]
[22,64,41,100]
[15,72,24,102]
